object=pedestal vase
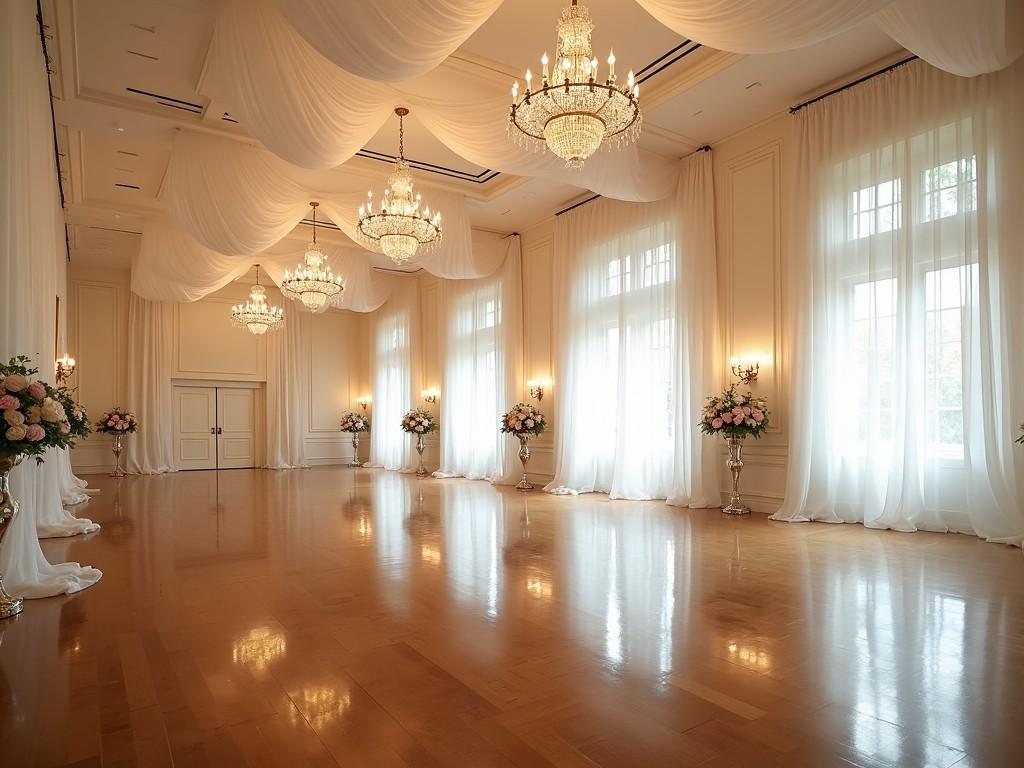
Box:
[109,433,126,478]
[415,434,428,477]
[348,433,361,467]
[0,455,25,619]
[723,436,750,515]
[515,435,534,491]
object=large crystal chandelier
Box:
[509,0,641,168]
[281,202,345,311]
[357,107,442,265]
[231,264,284,336]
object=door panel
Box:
[216,388,256,469]
[175,387,217,470]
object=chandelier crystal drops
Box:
[357,107,442,265]
[281,202,345,311]
[231,264,284,336]
[509,0,641,169]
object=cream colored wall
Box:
[67,267,364,472]
[712,114,792,511]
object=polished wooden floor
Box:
[1,467,1021,767]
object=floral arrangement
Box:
[400,407,437,434]
[57,386,91,440]
[0,356,83,462]
[339,410,370,433]
[95,407,138,435]
[699,384,770,439]
[500,403,547,438]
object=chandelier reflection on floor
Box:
[281,202,345,311]
[230,264,284,335]
[357,107,442,265]
[509,0,642,168]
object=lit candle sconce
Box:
[356,396,371,412]
[422,388,439,404]
[55,353,76,384]
[527,378,551,401]
[730,356,761,385]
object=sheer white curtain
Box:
[126,294,176,474]
[265,308,310,469]
[0,0,101,596]
[366,279,421,472]
[773,59,1024,545]
[546,153,720,506]
[434,235,523,482]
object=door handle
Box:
[217,426,223,435]
[210,427,216,435]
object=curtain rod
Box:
[790,55,919,113]
[553,145,711,217]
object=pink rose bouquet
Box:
[500,403,547,439]
[0,355,83,463]
[699,384,770,439]
[400,408,437,435]
[95,407,138,435]
[339,411,370,433]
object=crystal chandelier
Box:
[231,264,284,336]
[281,202,345,311]
[357,107,442,265]
[509,0,641,168]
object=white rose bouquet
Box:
[400,408,437,434]
[339,411,370,433]
[500,403,546,439]
[95,407,138,435]
[0,355,82,463]
[699,384,770,439]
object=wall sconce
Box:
[422,389,439,404]
[730,356,760,385]
[55,353,76,384]
[527,378,550,401]
[356,396,371,412]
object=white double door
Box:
[173,386,257,470]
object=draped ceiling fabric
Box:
[270,0,503,82]
[0,0,101,597]
[632,0,1022,75]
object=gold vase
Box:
[515,435,534,491]
[415,434,428,477]
[723,436,750,516]
[348,432,361,468]
[110,433,126,478]
[0,455,25,619]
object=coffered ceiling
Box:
[45,0,905,271]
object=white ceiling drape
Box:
[160,130,476,272]
[632,0,1022,75]
[199,0,680,202]
[269,0,503,82]
[875,0,1024,77]
[133,216,393,311]
[632,0,891,53]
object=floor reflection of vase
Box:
[723,436,750,516]
[515,436,534,491]
[110,433,126,478]
[0,456,25,619]
[348,432,361,468]
[415,434,427,477]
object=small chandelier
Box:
[509,0,641,168]
[357,107,442,265]
[231,264,284,336]
[281,202,345,311]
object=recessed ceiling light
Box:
[115,124,126,132]
[692,110,703,117]
[113,213,121,219]
[745,81,762,90]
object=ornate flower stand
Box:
[0,456,25,619]
[110,433,127,478]
[723,436,751,515]
[516,435,534,491]
[415,434,428,477]
[348,432,361,467]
